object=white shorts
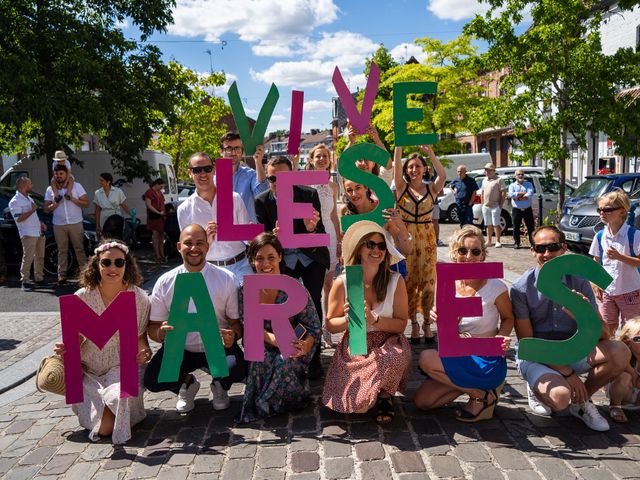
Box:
[432,205,440,221]
[482,206,501,226]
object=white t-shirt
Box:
[589,223,640,295]
[177,190,251,261]
[150,263,239,352]
[93,186,126,229]
[9,192,41,237]
[44,182,87,226]
[457,278,508,336]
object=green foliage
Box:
[154,63,230,180]
[368,35,486,157]
[465,0,640,208]
[0,0,189,180]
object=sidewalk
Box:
[0,243,638,479]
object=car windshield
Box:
[571,178,611,199]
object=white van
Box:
[0,150,178,226]
[440,153,493,181]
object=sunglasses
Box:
[596,207,621,214]
[100,258,126,268]
[190,165,214,174]
[457,247,483,257]
[267,175,277,183]
[364,240,387,251]
[631,336,640,343]
[532,243,563,253]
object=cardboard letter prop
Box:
[345,265,368,355]
[277,170,330,248]
[288,90,304,155]
[158,272,229,382]
[216,157,264,241]
[393,82,439,147]
[436,263,506,358]
[60,291,138,404]
[243,274,309,361]
[228,82,279,155]
[332,62,380,133]
[338,143,395,231]
[518,255,612,364]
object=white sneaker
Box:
[176,378,200,413]
[569,402,610,431]
[527,385,552,416]
[211,380,230,410]
[495,242,502,248]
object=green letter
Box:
[393,82,438,147]
[228,82,279,155]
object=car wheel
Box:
[447,205,459,224]
[44,239,75,277]
[500,211,512,234]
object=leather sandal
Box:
[410,321,421,344]
[374,396,395,425]
[456,382,504,423]
[609,405,628,423]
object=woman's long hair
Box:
[348,232,391,302]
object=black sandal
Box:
[410,321,421,344]
[456,382,504,423]
[374,396,395,425]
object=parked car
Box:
[439,173,481,224]
[177,183,195,206]
[471,169,575,233]
[0,186,98,276]
[559,173,640,253]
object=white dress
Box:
[313,183,338,271]
[71,286,150,444]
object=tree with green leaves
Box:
[0,0,189,179]
[368,35,485,157]
[465,0,640,209]
[154,64,229,180]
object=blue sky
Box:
[126,0,488,133]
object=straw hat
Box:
[53,150,68,162]
[341,220,404,266]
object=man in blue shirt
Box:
[220,131,269,222]
[511,225,629,431]
[450,165,478,226]
[507,169,535,249]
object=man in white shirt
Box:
[9,177,47,291]
[177,152,254,283]
[144,224,246,413]
[44,164,90,284]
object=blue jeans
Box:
[456,203,474,226]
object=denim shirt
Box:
[233,165,268,222]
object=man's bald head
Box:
[180,224,207,242]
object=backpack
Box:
[596,226,640,273]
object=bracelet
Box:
[372,312,380,325]
[561,370,574,378]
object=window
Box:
[158,164,169,194]
[637,25,640,52]
[621,179,634,194]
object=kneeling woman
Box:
[54,240,151,444]
[414,226,513,422]
[237,233,321,424]
[322,221,411,424]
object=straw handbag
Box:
[35,354,65,395]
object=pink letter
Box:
[436,262,505,358]
[277,170,330,248]
[288,91,304,155]
[332,61,380,133]
[216,158,264,241]
[60,292,138,404]
[243,274,309,361]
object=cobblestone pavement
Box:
[2,224,635,480]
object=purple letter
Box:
[332,61,380,133]
[436,263,505,358]
[288,91,304,155]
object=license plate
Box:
[564,232,581,241]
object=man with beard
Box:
[9,177,47,290]
[219,131,268,223]
[44,164,89,284]
[177,151,254,284]
[144,224,246,413]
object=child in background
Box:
[607,318,640,423]
[590,189,640,336]
[50,150,74,201]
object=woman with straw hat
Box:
[322,220,411,424]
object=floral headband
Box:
[94,241,129,256]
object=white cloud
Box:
[390,42,428,64]
[170,0,339,56]
[427,0,489,21]
[250,61,334,87]
[304,100,332,112]
[302,31,378,68]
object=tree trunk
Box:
[558,127,568,216]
